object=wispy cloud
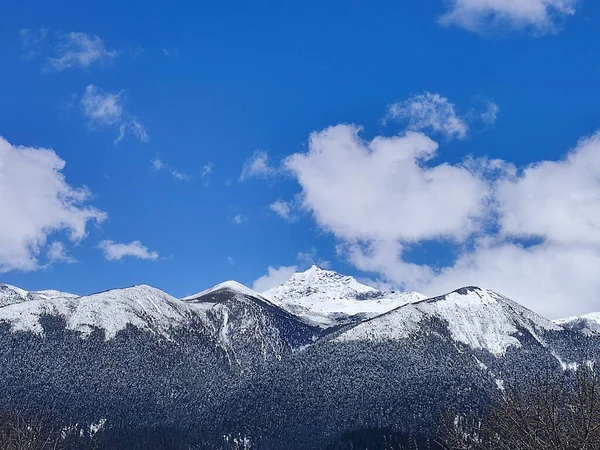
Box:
[99,240,159,261]
[81,85,123,125]
[150,155,191,181]
[80,85,148,144]
[270,199,295,222]
[480,101,500,126]
[161,48,180,58]
[232,214,245,224]
[201,163,213,178]
[19,28,49,60]
[46,242,76,264]
[386,92,468,140]
[239,150,279,181]
[439,0,579,35]
[47,32,117,71]
[252,265,298,292]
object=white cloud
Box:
[99,240,159,261]
[252,265,298,292]
[481,101,500,126]
[240,150,279,181]
[116,118,149,144]
[232,214,245,224]
[81,85,148,144]
[0,136,105,272]
[386,92,468,140]
[46,242,76,264]
[286,124,488,242]
[285,121,600,319]
[151,156,165,171]
[496,133,600,246]
[47,32,117,71]
[270,199,295,222]
[202,163,213,178]
[81,85,123,125]
[151,155,190,181]
[439,0,579,35]
[297,248,331,269]
[227,256,235,266]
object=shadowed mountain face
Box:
[0,270,598,449]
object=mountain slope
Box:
[217,286,598,449]
[336,286,562,356]
[0,283,78,307]
[0,280,318,361]
[183,281,320,361]
[555,312,600,336]
[263,265,426,327]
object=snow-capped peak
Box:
[0,284,196,339]
[183,280,263,301]
[262,266,426,327]
[554,312,600,336]
[0,283,79,307]
[336,286,562,356]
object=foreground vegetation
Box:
[1,365,598,449]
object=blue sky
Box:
[1,0,600,318]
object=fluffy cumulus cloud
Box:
[81,85,148,144]
[286,124,488,242]
[99,240,159,261]
[439,0,579,35]
[281,121,600,319]
[252,265,298,292]
[386,92,469,140]
[0,137,106,272]
[47,32,117,71]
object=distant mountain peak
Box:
[555,312,600,336]
[0,283,79,308]
[262,266,425,327]
[183,280,261,301]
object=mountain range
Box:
[0,265,598,449]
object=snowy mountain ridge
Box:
[555,312,600,336]
[262,265,427,327]
[1,267,598,351]
[336,286,563,356]
[184,280,272,303]
[0,283,79,307]
[0,284,200,339]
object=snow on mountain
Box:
[555,312,600,336]
[262,265,426,327]
[0,283,79,307]
[0,280,316,364]
[184,280,319,359]
[184,280,268,303]
[0,284,198,339]
[336,286,563,356]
